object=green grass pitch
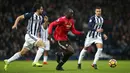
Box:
[0,60,130,73]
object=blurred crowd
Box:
[0,0,130,59]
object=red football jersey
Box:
[48,16,82,41]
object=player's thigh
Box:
[25,34,45,48]
[95,37,103,48]
[20,48,29,55]
[34,39,45,48]
[84,37,94,49]
[67,45,74,54]
[23,34,36,50]
[58,41,74,53]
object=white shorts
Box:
[43,40,50,51]
[23,34,38,50]
[84,35,103,47]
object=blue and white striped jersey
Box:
[40,25,48,41]
[87,15,104,38]
[24,12,43,36]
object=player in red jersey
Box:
[48,8,83,71]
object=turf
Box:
[0,60,130,73]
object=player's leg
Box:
[4,33,32,71]
[77,47,87,69]
[43,41,50,64]
[43,50,48,64]
[7,48,29,63]
[32,39,45,67]
[4,47,29,71]
[77,37,93,69]
[56,41,74,71]
[92,38,103,69]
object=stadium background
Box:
[0,0,130,60]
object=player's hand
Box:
[103,34,108,40]
[48,34,55,44]
[81,31,85,36]
[96,28,103,33]
[12,25,17,29]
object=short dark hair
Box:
[95,6,101,10]
[64,8,73,15]
[33,3,42,12]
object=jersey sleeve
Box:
[24,13,32,20]
[88,17,96,31]
[48,17,64,34]
[55,18,64,24]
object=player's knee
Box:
[84,46,88,50]
[70,50,74,55]
[38,48,44,53]
[68,46,74,55]
[20,50,26,56]
[20,48,29,56]
[35,40,45,48]
[67,50,74,56]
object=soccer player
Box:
[4,3,45,71]
[40,15,50,64]
[48,8,84,71]
[77,7,108,69]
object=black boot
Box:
[78,64,81,69]
[56,62,64,71]
[56,66,64,71]
[91,64,98,69]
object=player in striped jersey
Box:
[77,7,108,69]
[39,15,50,64]
[4,3,45,71]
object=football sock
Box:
[78,49,87,64]
[93,48,103,64]
[43,56,48,62]
[33,48,44,63]
[7,52,21,63]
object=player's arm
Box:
[48,18,64,35]
[48,18,64,42]
[102,23,108,40]
[12,13,32,29]
[71,21,83,35]
[43,16,49,29]
[88,18,96,31]
[12,15,24,29]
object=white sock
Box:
[43,56,48,62]
[33,48,44,63]
[78,49,87,64]
[93,48,103,64]
[7,52,21,63]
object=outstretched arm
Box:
[12,15,24,29]
[71,23,83,35]
[102,23,108,40]
[12,13,32,29]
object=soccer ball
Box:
[109,59,117,68]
